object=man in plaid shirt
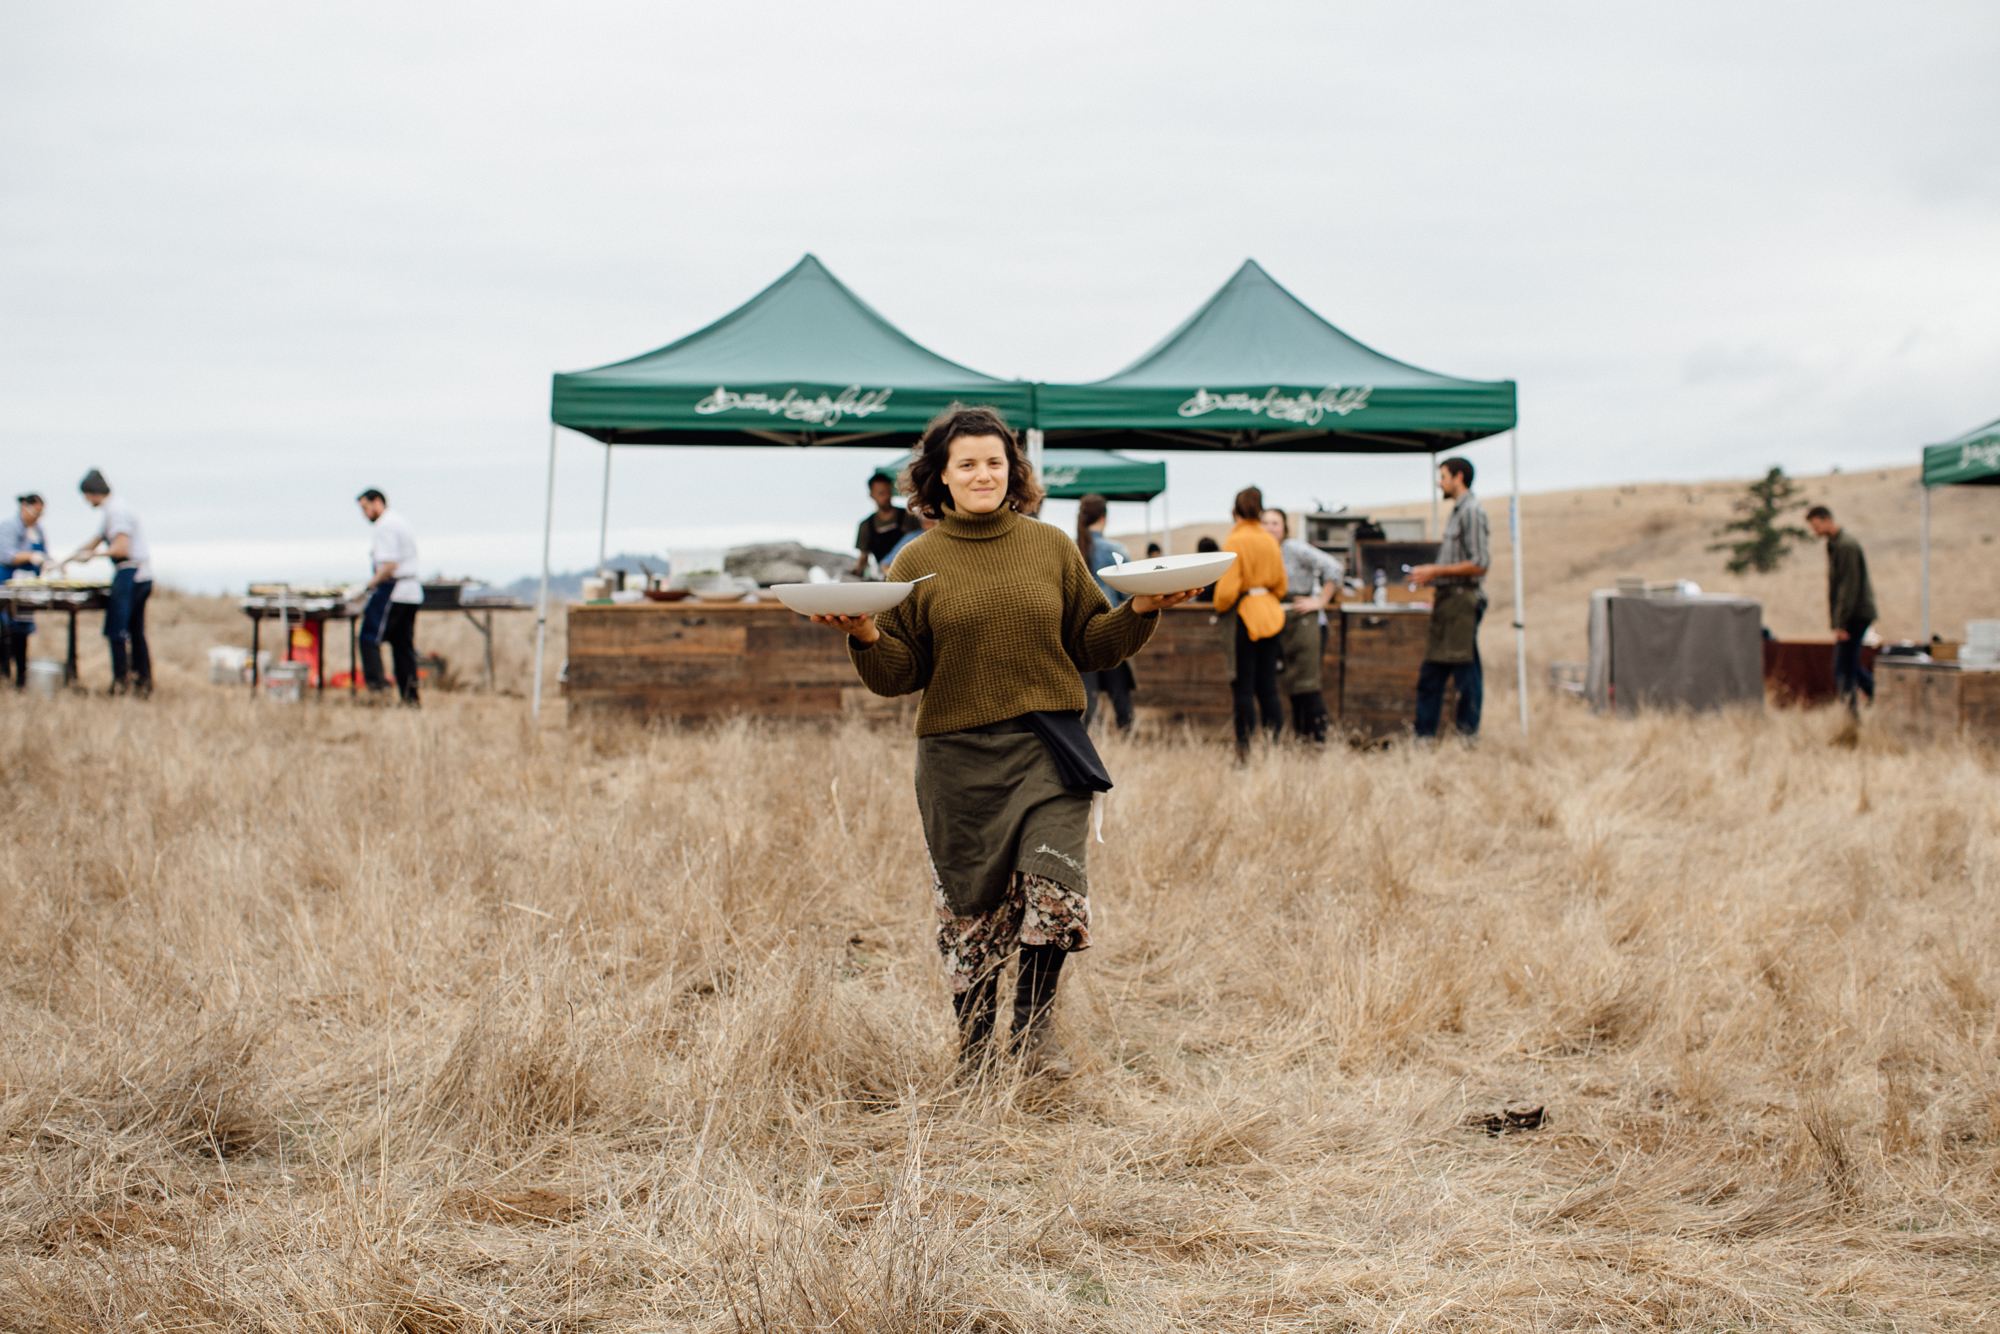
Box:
[1408,457,1488,738]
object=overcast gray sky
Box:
[3,0,1995,591]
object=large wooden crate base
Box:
[564,599,1438,739]
[1875,660,2000,747]
[565,603,917,727]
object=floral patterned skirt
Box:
[933,869,1091,995]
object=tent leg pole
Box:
[597,442,613,576]
[1162,472,1172,556]
[1025,429,1045,486]
[1510,429,1529,736]
[1429,451,1439,540]
[1920,483,1931,644]
[531,423,558,724]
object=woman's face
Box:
[1259,509,1286,542]
[942,434,1011,515]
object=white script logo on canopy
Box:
[696,385,894,427]
[1177,386,1372,425]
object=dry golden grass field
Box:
[3,464,1998,1332]
[4,606,2000,1331]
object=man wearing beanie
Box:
[62,469,153,695]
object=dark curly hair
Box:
[900,403,1043,516]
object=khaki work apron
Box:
[1423,585,1482,665]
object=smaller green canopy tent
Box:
[1922,417,2000,488]
[1918,416,2000,640]
[872,447,1166,501]
[1037,259,1516,453]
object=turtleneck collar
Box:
[936,504,1022,542]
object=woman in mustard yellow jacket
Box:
[1213,485,1288,754]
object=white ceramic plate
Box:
[767,582,918,616]
[1098,551,1237,597]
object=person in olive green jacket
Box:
[1806,505,1876,709]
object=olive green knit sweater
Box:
[849,505,1158,736]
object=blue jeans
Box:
[1415,599,1484,738]
[104,567,153,687]
[1834,619,1873,707]
[1415,658,1483,738]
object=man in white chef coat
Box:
[356,489,423,704]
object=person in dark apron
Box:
[1410,457,1490,739]
[1,493,49,688]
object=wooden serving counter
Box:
[1874,660,2000,747]
[565,598,1443,738]
[565,601,915,726]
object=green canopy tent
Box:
[874,447,1164,501]
[533,254,1033,717]
[1036,260,1516,453]
[1919,416,2000,642]
[1037,259,1528,730]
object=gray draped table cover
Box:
[1585,592,1764,715]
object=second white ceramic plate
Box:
[1098,551,1236,597]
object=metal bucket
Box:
[263,661,309,703]
[26,659,62,698]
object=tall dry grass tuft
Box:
[2,663,1998,1330]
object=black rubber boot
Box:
[952,970,1000,1079]
[1011,944,1072,1078]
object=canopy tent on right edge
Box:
[1036,259,1526,729]
[1920,416,2000,642]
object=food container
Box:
[263,661,309,703]
[26,659,62,698]
[208,645,249,685]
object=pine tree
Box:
[1709,467,1811,574]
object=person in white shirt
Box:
[62,470,153,696]
[356,489,423,704]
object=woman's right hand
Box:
[810,613,879,644]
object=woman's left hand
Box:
[1130,588,1200,615]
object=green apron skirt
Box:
[1423,585,1482,665]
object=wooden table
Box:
[1874,660,2000,747]
[563,598,1441,738]
[1763,637,1879,708]
[0,583,110,687]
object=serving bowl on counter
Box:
[1097,551,1236,597]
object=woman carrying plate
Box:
[811,404,1197,1078]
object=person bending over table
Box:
[62,470,153,697]
[1408,457,1489,740]
[1806,504,1877,713]
[1,492,49,688]
[356,488,423,705]
[809,404,1196,1080]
